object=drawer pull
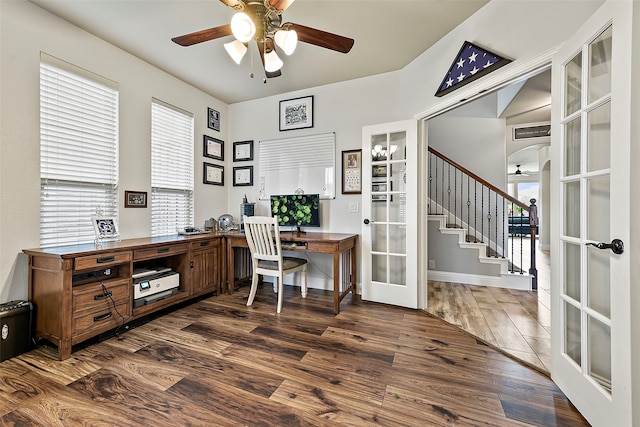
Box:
[200,241,210,247]
[97,256,115,263]
[93,312,112,322]
[94,291,112,300]
[157,248,170,253]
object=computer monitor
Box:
[270,194,320,232]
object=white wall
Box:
[0,0,228,301]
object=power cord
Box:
[92,272,127,338]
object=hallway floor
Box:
[425,238,551,373]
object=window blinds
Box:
[40,55,119,247]
[151,99,194,236]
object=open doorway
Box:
[424,68,552,372]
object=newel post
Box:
[528,198,538,290]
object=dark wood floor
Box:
[1,284,587,426]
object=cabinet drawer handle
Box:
[200,242,210,247]
[157,248,170,253]
[93,312,112,322]
[97,256,115,263]
[94,291,112,300]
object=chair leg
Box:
[301,267,308,299]
[272,280,278,293]
[277,277,284,313]
[246,273,259,307]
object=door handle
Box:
[586,238,624,254]
[364,219,371,225]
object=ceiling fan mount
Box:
[171,0,354,78]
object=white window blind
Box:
[151,99,194,236]
[40,55,119,247]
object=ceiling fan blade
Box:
[171,24,232,47]
[258,40,282,78]
[219,0,244,9]
[287,23,354,53]
[269,0,296,11]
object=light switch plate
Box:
[348,202,359,213]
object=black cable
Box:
[92,272,127,338]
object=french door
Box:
[361,120,419,309]
[551,1,632,425]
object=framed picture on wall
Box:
[342,149,362,194]
[124,191,147,208]
[233,140,254,162]
[204,135,224,161]
[207,107,220,131]
[203,162,224,185]
[233,166,253,186]
[279,95,313,131]
[372,182,392,202]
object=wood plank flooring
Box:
[0,282,587,426]
[425,238,552,373]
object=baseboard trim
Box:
[428,270,531,290]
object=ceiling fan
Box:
[171,0,355,78]
[509,165,530,177]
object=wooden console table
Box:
[23,234,225,360]
[224,231,358,314]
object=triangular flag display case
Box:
[435,41,511,97]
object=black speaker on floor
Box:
[0,300,32,362]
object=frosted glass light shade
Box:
[274,30,298,55]
[224,40,247,64]
[231,12,255,43]
[264,50,283,72]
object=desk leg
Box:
[333,251,340,314]
[350,245,356,299]
[227,244,235,295]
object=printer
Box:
[132,267,179,308]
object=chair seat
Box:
[258,257,307,271]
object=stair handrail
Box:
[428,147,530,214]
[428,146,538,289]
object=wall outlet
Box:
[428,260,436,269]
[348,202,359,213]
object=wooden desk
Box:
[224,231,358,314]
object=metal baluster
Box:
[510,201,515,273]
[481,185,484,243]
[447,163,451,225]
[435,156,438,214]
[520,209,524,274]
[495,194,498,257]
[474,180,478,243]
[454,167,458,228]
[467,175,471,242]
[487,191,491,255]
[428,153,432,213]
[501,196,505,258]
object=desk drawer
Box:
[72,301,129,336]
[190,238,222,251]
[134,243,189,260]
[73,279,130,313]
[74,251,132,271]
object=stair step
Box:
[465,235,482,243]
[446,223,463,229]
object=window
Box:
[40,54,119,247]
[151,99,194,236]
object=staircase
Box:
[427,147,537,291]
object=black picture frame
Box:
[203,135,224,161]
[124,190,147,208]
[233,140,254,162]
[233,166,254,186]
[207,107,220,131]
[279,95,314,131]
[342,149,362,194]
[203,162,224,186]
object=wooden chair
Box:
[243,216,308,313]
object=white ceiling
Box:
[29,0,489,104]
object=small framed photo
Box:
[372,164,390,178]
[204,162,224,186]
[207,107,220,131]
[233,140,254,162]
[204,135,224,161]
[124,191,147,208]
[342,149,362,194]
[372,182,392,202]
[91,217,119,239]
[233,166,253,186]
[279,95,313,131]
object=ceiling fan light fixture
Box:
[231,12,256,43]
[264,49,283,72]
[274,29,298,55]
[224,40,248,64]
